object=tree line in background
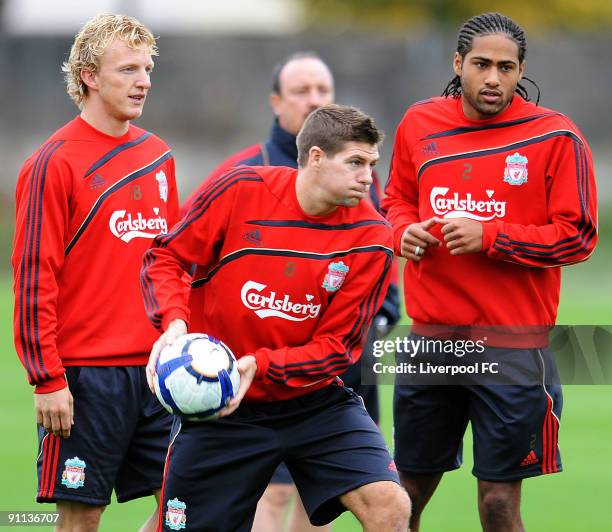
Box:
[302,0,612,30]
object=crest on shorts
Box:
[503,152,528,185]
[156,170,168,202]
[322,261,349,292]
[61,457,86,489]
[165,498,187,530]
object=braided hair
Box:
[442,12,540,104]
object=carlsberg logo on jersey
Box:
[430,187,506,221]
[109,208,168,242]
[241,281,321,321]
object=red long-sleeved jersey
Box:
[13,116,179,393]
[382,96,597,346]
[141,165,393,402]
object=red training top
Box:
[141,165,393,402]
[382,96,597,346]
[13,116,179,393]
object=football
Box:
[154,333,240,420]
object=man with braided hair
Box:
[383,12,597,531]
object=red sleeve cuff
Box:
[252,350,270,383]
[35,376,67,394]
[162,308,189,331]
[392,223,409,256]
[482,221,500,251]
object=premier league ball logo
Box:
[503,152,528,186]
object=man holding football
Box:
[142,104,410,531]
[180,50,401,532]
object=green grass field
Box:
[1,249,611,530]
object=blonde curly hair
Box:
[62,13,158,109]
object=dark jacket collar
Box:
[270,119,298,162]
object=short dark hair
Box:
[271,51,331,94]
[296,104,383,167]
[442,12,540,104]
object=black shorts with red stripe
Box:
[36,366,172,505]
[393,343,562,482]
[268,363,381,486]
[158,383,399,531]
[269,332,382,487]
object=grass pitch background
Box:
[1,247,611,530]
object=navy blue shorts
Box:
[268,384,379,484]
[394,346,563,481]
[269,361,381,486]
[269,462,293,484]
[37,366,173,505]
[340,362,380,424]
[159,384,398,531]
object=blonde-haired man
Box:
[12,13,178,531]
